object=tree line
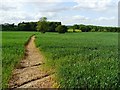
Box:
[69,24,119,32]
[1,17,120,33]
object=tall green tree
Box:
[36,17,48,33]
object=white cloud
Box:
[97,17,115,21]
[0,10,34,24]
[34,12,57,20]
[73,0,117,11]
[0,0,118,26]
[60,15,89,25]
[61,15,117,26]
[72,15,89,20]
[2,0,64,3]
[1,0,23,11]
[1,0,60,24]
[1,4,16,11]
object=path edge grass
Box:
[2,33,35,89]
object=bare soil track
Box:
[9,35,55,88]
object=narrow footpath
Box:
[9,35,55,88]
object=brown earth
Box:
[9,35,56,88]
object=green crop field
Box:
[35,32,119,88]
[2,32,119,88]
[2,31,34,88]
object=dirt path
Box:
[9,35,56,88]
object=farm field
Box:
[2,31,119,88]
[2,31,35,88]
[35,32,119,88]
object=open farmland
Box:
[2,31,119,88]
[2,31,35,88]
[1,0,119,89]
[35,32,119,88]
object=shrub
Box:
[55,25,67,34]
[68,29,73,33]
[103,29,107,32]
[75,29,82,33]
[91,29,95,32]
[68,29,82,33]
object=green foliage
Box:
[55,25,67,33]
[73,24,79,29]
[68,29,82,33]
[17,22,37,31]
[39,17,47,21]
[67,29,73,33]
[2,23,17,31]
[75,29,82,32]
[79,24,87,32]
[1,20,119,32]
[36,17,48,33]
[91,29,96,32]
[47,22,61,32]
[69,24,80,32]
[103,29,107,32]
[36,32,119,88]
[2,31,34,88]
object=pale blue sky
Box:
[1,0,119,27]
